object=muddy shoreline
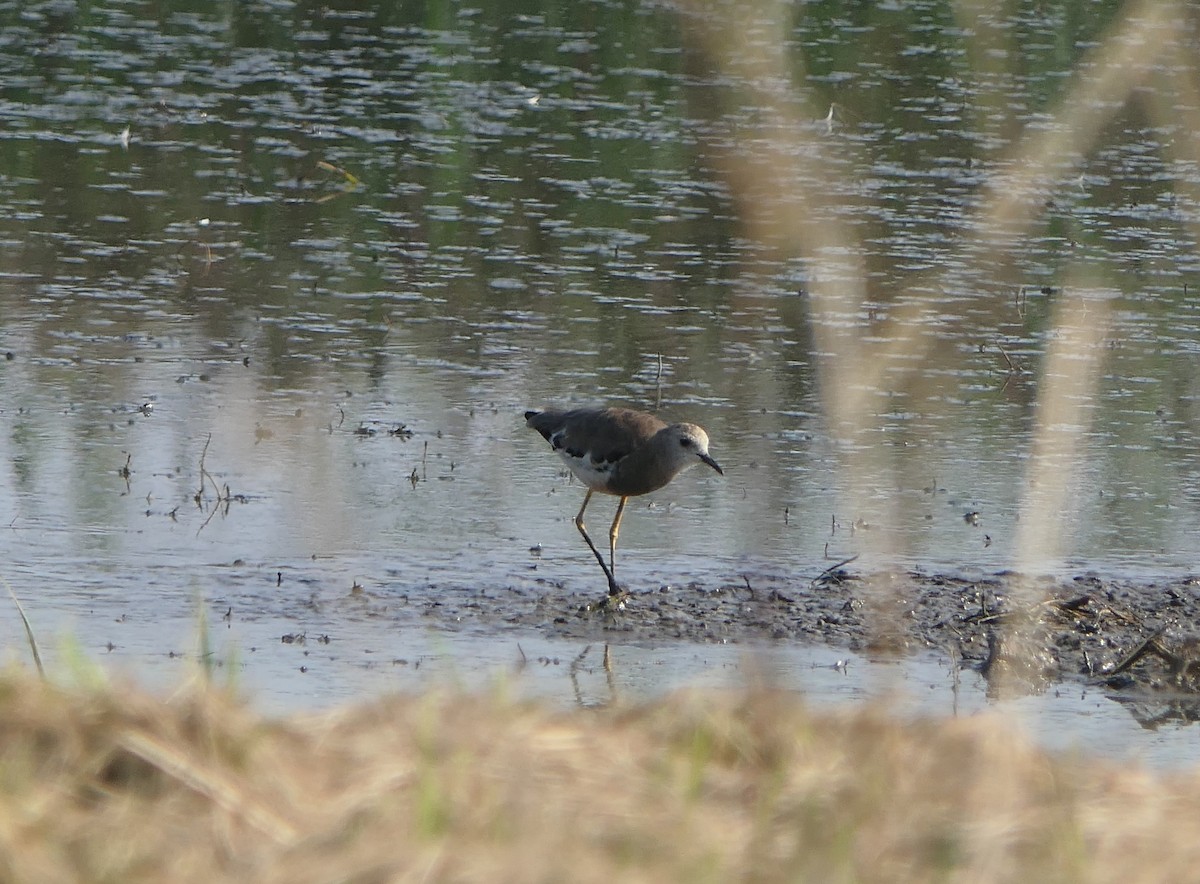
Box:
[413,569,1200,716]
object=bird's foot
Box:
[581,584,630,615]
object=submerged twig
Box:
[314,160,362,204]
[654,353,664,412]
[995,342,1024,375]
[195,434,237,535]
[196,434,214,505]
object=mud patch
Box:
[409,569,1200,718]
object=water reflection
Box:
[1,1,1200,735]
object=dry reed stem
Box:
[679,0,1197,693]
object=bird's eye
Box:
[680,438,691,448]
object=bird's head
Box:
[668,423,723,476]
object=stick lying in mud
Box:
[812,554,859,589]
[1106,627,1170,678]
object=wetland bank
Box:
[2,0,1200,772]
[10,668,1200,883]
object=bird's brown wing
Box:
[526,407,666,464]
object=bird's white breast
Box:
[551,437,617,491]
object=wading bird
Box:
[525,406,723,606]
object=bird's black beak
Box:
[701,453,723,476]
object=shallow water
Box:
[2,1,1200,763]
[11,610,1194,770]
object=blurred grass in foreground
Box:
[0,671,1197,882]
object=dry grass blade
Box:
[5,581,44,678]
[116,728,298,846]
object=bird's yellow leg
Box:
[608,496,627,578]
[575,491,620,596]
